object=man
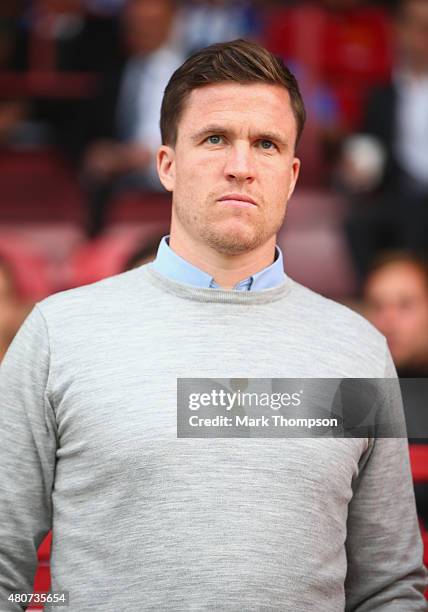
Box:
[342,0,428,280]
[0,40,427,611]
[364,250,428,528]
[364,251,428,377]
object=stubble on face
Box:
[173,187,287,255]
[167,83,299,257]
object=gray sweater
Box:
[1,265,427,611]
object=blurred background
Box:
[2,0,428,602]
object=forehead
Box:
[368,263,428,298]
[403,0,428,20]
[177,82,297,142]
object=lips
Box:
[218,194,257,207]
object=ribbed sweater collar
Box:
[143,264,292,305]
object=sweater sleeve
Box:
[344,343,428,610]
[0,305,57,611]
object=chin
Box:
[204,228,266,254]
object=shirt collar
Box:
[151,236,286,291]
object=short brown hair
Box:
[160,39,306,148]
[367,250,428,290]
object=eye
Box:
[206,135,223,145]
[259,139,276,150]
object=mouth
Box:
[217,194,257,208]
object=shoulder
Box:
[287,279,386,350]
[37,267,147,322]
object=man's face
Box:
[123,0,174,55]
[365,262,428,368]
[158,82,300,255]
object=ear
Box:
[157,145,176,192]
[287,157,301,201]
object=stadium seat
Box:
[0,233,53,300]
[105,192,171,226]
[262,4,392,130]
[277,189,356,298]
[409,445,428,597]
[0,149,85,224]
[67,223,168,288]
[0,224,86,293]
[27,532,52,610]
[409,445,428,485]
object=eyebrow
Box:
[190,124,288,148]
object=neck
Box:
[168,231,277,289]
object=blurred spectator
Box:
[173,0,259,56]
[0,1,32,145]
[33,0,121,72]
[83,0,127,17]
[0,98,30,146]
[0,257,30,362]
[341,0,428,282]
[6,1,122,155]
[0,0,27,71]
[75,0,184,237]
[363,250,428,528]
[364,251,428,376]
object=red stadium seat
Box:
[67,224,167,288]
[0,148,85,224]
[0,224,86,294]
[0,233,53,300]
[37,532,52,562]
[105,192,171,226]
[262,4,392,130]
[409,445,428,484]
[27,532,52,610]
[276,189,356,298]
[409,445,428,598]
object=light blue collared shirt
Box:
[151,236,286,291]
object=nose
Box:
[223,142,255,183]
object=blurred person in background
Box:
[76,0,184,237]
[363,250,428,529]
[36,0,120,72]
[0,258,30,362]
[0,0,31,146]
[14,0,123,154]
[341,0,428,282]
[364,251,428,377]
